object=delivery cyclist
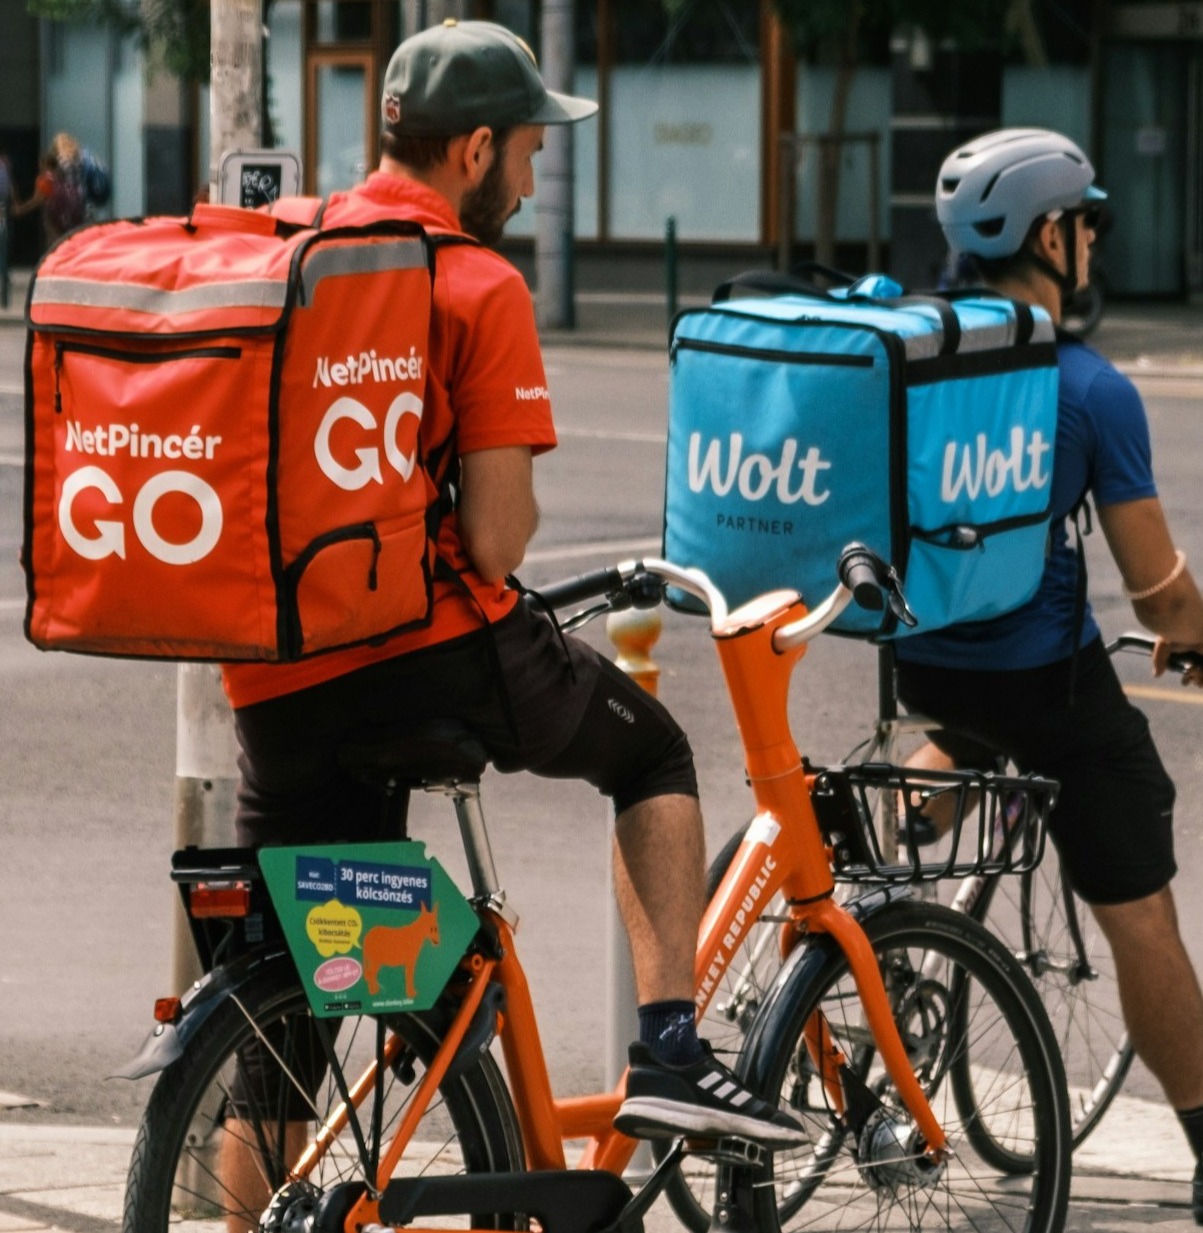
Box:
[896,127,1203,1221]
[217,21,805,1216]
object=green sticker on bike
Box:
[259,842,478,1018]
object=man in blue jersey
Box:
[897,128,1203,1219]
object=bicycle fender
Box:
[110,944,294,1080]
[738,886,912,1093]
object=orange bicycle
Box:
[119,546,1071,1233]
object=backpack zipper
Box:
[671,335,875,368]
[52,340,242,413]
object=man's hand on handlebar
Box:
[1152,637,1203,687]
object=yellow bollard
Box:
[605,607,662,698]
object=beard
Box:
[459,139,518,246]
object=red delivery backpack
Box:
[23,200,455,661]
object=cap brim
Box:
[528,89,598,125]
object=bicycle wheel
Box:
[659,823,811,1232]
[123,961,526,1232]
[748,899,1071,1233]
[959,843,1133,1164]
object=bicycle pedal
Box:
[683,1135,766,1168]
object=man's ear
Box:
[1033,215,1065,264]
[459,127,494,188]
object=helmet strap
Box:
[1021,216,1078,312]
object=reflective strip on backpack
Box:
[30,277,290,318]
[300,238,428,303]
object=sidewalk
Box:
[0,1088,1199,1231]
[5,264,1202,378]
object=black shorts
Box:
[895,638,1176,905]
[233,601,698,847]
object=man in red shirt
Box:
[222,20,804,1193]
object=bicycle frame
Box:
[293,561,947,1232]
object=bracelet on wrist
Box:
[1123,549,1187,601]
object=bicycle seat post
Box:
[431,776,518,931]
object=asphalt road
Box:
[1,328,1202,1135]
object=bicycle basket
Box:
[810,763,1055,884]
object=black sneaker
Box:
[614,1041,807,1147]
[1193,1157,1203,1225]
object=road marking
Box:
[0,600,25,612]
[0,453,21,467]
[524,537,660,564]
[0,384,21,396]
[1124,683,1203,706]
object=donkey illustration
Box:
[362,902,440,998]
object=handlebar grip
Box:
[838,548,885,612]
[531,565,627,611]
[1108,633,1203,675]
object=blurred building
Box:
[1,0,1201,297]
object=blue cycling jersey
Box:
[896,336,1157,670]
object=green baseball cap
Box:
[381,19,599,136]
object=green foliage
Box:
[27,0,211,81]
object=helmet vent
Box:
[973,217,1005,238]
[979,171,1001,203]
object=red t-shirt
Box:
[222,174,557,709]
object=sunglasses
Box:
[1049,205,1103,230]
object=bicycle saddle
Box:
[338,718,489,787]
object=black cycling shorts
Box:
[233,600,698,847]
[895,638,1176,905]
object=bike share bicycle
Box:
[118,546,1072,1233]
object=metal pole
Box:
[777,132,795,271]
[665,215,678,336]
[605,608,661,1177]
[171,0,263,994]
[868,132,881,272]
[535,0,576,331]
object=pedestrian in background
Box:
[13,145,85,250]
[0,145,17,307]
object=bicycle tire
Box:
[956,843,1133,1168]
[748,899,1071,1233]
[122,961,526,1233]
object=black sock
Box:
[1179,1104,1203,1161]
[638,999,705,1066]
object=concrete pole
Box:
[170,0,262,994]
[535,0,576,331]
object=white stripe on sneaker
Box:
[696,1071,723,1091]
[730,1090,753,1108]
[712,1081,738,1101]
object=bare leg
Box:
[612,793,706,1003]
[1092,885,1203,1109]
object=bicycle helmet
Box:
[936,128,1106,259]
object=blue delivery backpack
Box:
[663,273,1060,637]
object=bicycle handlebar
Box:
[530,563,632,611]
[1107,632,1203,676]
[527,544,911,648]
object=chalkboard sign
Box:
[218,149,302,208]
